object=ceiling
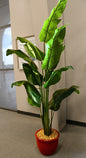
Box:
[0,0,9,8]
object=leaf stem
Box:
[50,110,54,130]
[43,42,51,135]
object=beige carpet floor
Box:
[0,109,86,158]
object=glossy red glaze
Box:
[35,129,60,156]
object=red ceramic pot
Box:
[35,129,60,156]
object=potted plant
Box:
[6,0,79,156]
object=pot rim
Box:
[35,128,60,142]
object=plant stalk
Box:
[40,42,50,136]
[44,87,50,136]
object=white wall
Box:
[64,0,86,122]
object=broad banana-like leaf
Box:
[6,49,37,72]
[42,26,66,70]
[23,63,43,86]
[49,86,79,111]
[42,44,65,70]
[12,81,41,107]
[44,70,52,82]
[17,37,29,43]
[11,80,26,88]
[24,44,35,59]
[44,66,73,88]
[39,19,61,43]
[52,25,66,44]
[27,94,40,107]
[39,0,67,42]
[24,82,41,107]
[17,37,44,61]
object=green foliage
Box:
[6,49,37,71]
[23,63,43,86]
[42,25,66,70]
[39,0,67,42]
[6,0,79,136]
[11,80,26,88]
[17,37,45,61]
[24,82,41,107]
[12,81,41,107]
[44,66,73,88]
[49,86,79,111]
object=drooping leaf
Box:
[49,86,79,111]
[11,80,26,88]
[44,66,73,88]
[23,63,43,86]
[24,44,35,59]
[6,49,30,62]
[24,82,41,107]
[11,81,41,107]
[6,49,37,71]
[17,37,44,61]
[42,26,66,70]
[39,0,67,42]
[27,94,40,107]
[17,37,30,43]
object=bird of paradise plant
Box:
[6,0,79,136]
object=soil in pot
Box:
[35,129,60,156]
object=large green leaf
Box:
[39,0,67,42]
[42,44,65,70]
[11,80,26,88]
[24,82,41,107]
[17,37,29,43]
[44,66,73,88]
[52,25,66,44]
[49,86,79,111]
[6,49,37,71]
[24,44,35,59]
[12,81,41,107]
[23,63,43,86]
[42,26,66,70]
[39,19,61,43]
[17,37,44,61]
[27,94,40,107]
